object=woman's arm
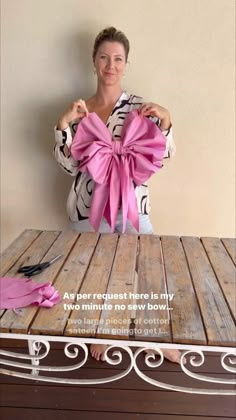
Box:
[54,124,81,176]
[147,116,176,160]
[53,99,89,175]
[160,123,176,159]
[138,101,176,160]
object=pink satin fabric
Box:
[0,277,60,309]
[71,109,166,233]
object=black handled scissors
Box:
[18,255,63,277]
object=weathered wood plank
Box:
[64,234,119,337]
[0,229,41,276]
[0,408,233,420]
[30,232,98,335]
[182,237,235,346]
[97,234,138,339]
[161,236,206,344]
[134,235,171,341]
[201,237,236,319]
[221,238,236,265]
[0,231,62,333]
[0,385,235,416]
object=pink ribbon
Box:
[71,109,166,232]
[0,277,61,309]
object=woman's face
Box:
[94,41,127,86]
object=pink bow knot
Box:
[71,110,167,233]
[112,141,126,156]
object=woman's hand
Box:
[138,102,171,130]
[57,99,89,130]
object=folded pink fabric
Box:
[71,109,166,232]
[0,277,60,309]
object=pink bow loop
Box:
[71,110,166,233]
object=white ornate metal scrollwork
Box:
[1,340,50,361]
[143,348,164,368]
[0,341,88,374]
[221,352,236,373]
[180,350,236,386]
[0,334,235,394]
[132,348,236,395]
[28,339,50,375]
[0,341,134,385]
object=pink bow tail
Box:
[120,157,139,233]
[89,183,110,231]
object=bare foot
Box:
[90,344,186,364]
[90,344,108,361]
[162,348,186,364]
[145,348,186,365]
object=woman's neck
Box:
[94,85,123,107]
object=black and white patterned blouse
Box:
[54,91,176,222]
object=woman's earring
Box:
[93,68,97,75]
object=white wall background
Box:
[1,0,235,250]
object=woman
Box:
[54,27,180,363]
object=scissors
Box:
[18,255,63,277]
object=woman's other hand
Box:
[57,99,89,130]
[138,102,171,131]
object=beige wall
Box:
[1,0,235,250]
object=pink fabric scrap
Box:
[0,277,61,309]
[71,109,167,233]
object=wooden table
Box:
[0,229,235,394]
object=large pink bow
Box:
[71,109,166,233]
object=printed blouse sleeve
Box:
[160,123,176,159]
[53,124,80,176]
[148,116,176,160]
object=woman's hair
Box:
[92,26,130,63]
